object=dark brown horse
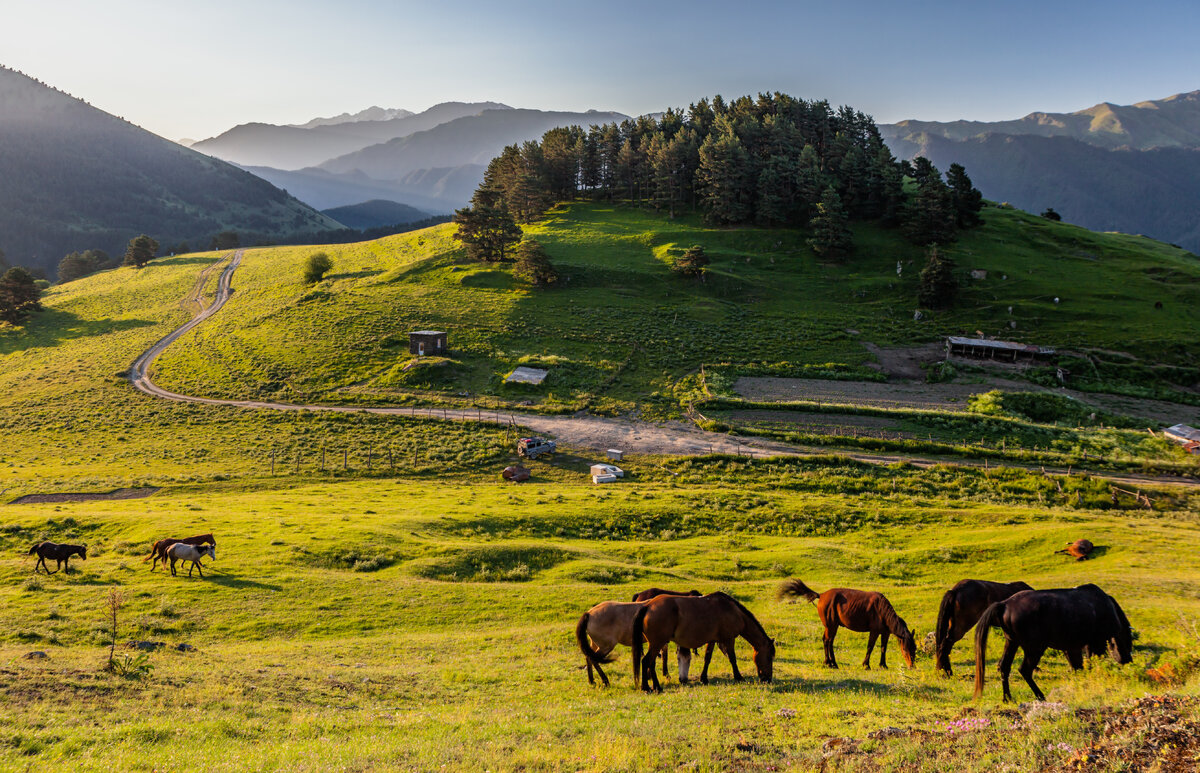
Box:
[631,592,775,692]
[935,579,1033,675]
[144,533,216,571]
[974,584,1132,702]
[28,542,87,574]
[779,579,916,669]
[1055,539,1094,561]
[575,588,701,687]
[631,587,702,679]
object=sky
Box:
[4,0,1199,141]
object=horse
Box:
[28,542,86,574]
[631,588,703,679]
[935,579,1033,675]
[145,533,216,571]
[779,579,916,670]
[166,543,215,578]
[974,583,1132,702]
[575,588,701,687]
[1055,539,1094,561]
[631,592,775,693]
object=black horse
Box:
[974,584,1132,701]
[935,579,1033,675]
[28,542,87,574]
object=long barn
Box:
[946,336,1056,363]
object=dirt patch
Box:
[9,487,161,505]
[862,342,945,380]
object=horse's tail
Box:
[631,604,649,689]
[142,541,159,562]
[973,601,1005,699]
[777,578,820,603]
[575,613,614,666]
[935,587,956,670]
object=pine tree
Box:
[696,126,752,224]
[946,163,983,228]
[807,186,853,259]
[512,240,559,287]
[918,245,958,308]
[672,244,710,278]
[794,144,828,221]
[902,169,957,246]
[0,266,42,325]
[122,234,159,268]
[452,186,522,262]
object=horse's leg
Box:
[1018,646,1046,702]
[879,631,890,669]
[724,638,744,682]
[660,644,670,677]
[34,556,44,574]
[824,623,839,669]
[592,645,613,687]
[169,557,177,577]
[677,647,692,684]
[195,560,204,578]
[863,632,878,670]
[63,557,70,573]
[643,644,663,693]
[1065,647,1084,671]
[997,638,1019,703]
[700,642,716,685]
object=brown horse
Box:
[28,542,87,574]
[779,579,916,669]
[144,533,216,571]
[1055,539,1094,561]
[631,588,702,679]
[935,579,1033,675]
[631,592,775,692]
[974,584,1132,701]
[575,588,700,687]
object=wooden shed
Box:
[408,330,447,356]
[946,336,1055,363]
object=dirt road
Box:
[126,253,1198,486]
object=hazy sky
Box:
[5,0,1198,141]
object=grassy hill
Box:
[146,202,1200,414]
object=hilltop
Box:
[0,66,342,276]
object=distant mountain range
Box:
[319,199,428,230]
[291,106,414,129]
[196,106,630,214]
[0,66,342,276]
[881,90,1200,252]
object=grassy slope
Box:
[1,477,1198,771]
[148,203,1200,416]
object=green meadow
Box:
[0,206,1198,770]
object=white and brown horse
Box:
[145,533,216,571]
[166,543,215,577]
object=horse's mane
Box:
[713,592,770,642]
[878,597,911,639]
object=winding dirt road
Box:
[127,252,1199,486]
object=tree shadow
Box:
[0,308,155,355]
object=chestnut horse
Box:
[28,542,87,574]
[145,533,216,572]
[779,579,916,669]
[935,579,1033,675]
[631,588,702,679]
[974,584,1132,702]
[631,592,775,692]
[575,588,700,687]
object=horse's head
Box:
[687,590,702,596]
[78,545,87,561]
[205,545,216,561]
[899,626,917,668]
[1107,595,1134,664]
[753,638,776,682]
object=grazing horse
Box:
[28,542,87,574]
[631,588,703,679]
[631,592,775,692]
[779,579,916,670]
[935,579,1033,675]
[166,543,215,578]
[575,588,701,687]
[974,584,1132,702]
[145,533,216,571]
[1055,539,1094,561]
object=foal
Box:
[28,542,87,574]
[166,543,215,578]
[780,579,916,669]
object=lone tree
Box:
[512,240,559,287]
[210,231,240,251]
[1041,207,1062,221]
[946,163,983,228]
[452,186,522,262]
[0,266,43,325]
[57,249,111,283]
[807,187,853,259]
[918,245,958,308]
[902,164,956,246]
[303,252,332,283]
[122,234,159,269]
[672,244,710,279]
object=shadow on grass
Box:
[205,572,283,591]
[0,309,156,354]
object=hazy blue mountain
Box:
[244,164,480,213]
[293,106,414,129]
[318,108,630,179]
[881,90,1200,252]
[192,102,510,170]
[0,66,342,276]
[321,199,429,229]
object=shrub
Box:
[302,252,332,284]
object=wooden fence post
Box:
[270,449,275,475]
[343,449,348,471]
